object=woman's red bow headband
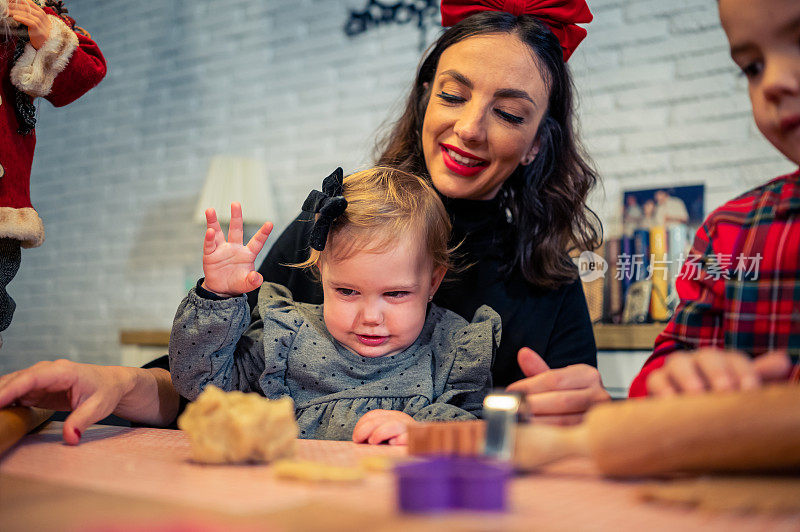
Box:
[440,0,592,61]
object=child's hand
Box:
[646,349,791,397]
[352,409,415,445]
[7,0,52,49]
[202,203,273,297]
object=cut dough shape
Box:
[272,459,364,482]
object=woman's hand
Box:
[646,348,791,397]
[7,0,52,49]
[352,409,415,445]
[506,348,610,426]
[201,202,273,297]
[0,360,179,444]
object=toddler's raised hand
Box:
[201,203,273,297]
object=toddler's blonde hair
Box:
[296,166,452,272]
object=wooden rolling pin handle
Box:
[513,423,590,470]
[0,407,54,457]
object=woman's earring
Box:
[523,142,540,166]
[428,295,433,301]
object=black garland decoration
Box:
[12,39,37,136]
[344,0,439,50]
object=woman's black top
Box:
[250,194,597,388]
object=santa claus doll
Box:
[1,0,106,337]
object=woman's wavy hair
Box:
[375,11,602,290]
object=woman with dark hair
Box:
[251,4,608,423]
[0,0,609,440]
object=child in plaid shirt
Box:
[629,0,800,397]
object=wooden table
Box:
[1,423,798,531]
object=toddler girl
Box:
[169,167,499,444]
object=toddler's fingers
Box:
[753,351,792,381]
[204,208,225,246]
[352,411,388,443]
[367,421,406,445]
[227,203,244,245]
[352,421,382,443]
[247,271,263,290]
[202,228,217,255]
[246,222,273,255]
[389,432,409,445]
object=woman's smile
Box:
[440,143,488,176]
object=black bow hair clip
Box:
[302,167,348,251]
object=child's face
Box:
[720,0,800,165]
[319,233,446,358]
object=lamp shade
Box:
[193,156,276,224]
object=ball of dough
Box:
[178,385,298,464]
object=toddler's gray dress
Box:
[170,282,500,440]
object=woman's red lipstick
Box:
[440,144,488,177]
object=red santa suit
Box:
[0,1,106,332]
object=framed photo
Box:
[615,184,705,323]
[622,184,705,237]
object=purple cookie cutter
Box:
[395,456,511,512]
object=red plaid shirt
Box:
[629,170,800,397]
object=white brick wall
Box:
[573,0,795,235]
[1,0,794,372]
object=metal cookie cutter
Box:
[481,390,531,461]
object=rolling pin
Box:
[514,384,800,477]
[0,406,53,457]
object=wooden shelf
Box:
[592,323,664,351]
[119,329,170,347]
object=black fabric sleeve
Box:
[542,277,597,369]
[195,278,230,300]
